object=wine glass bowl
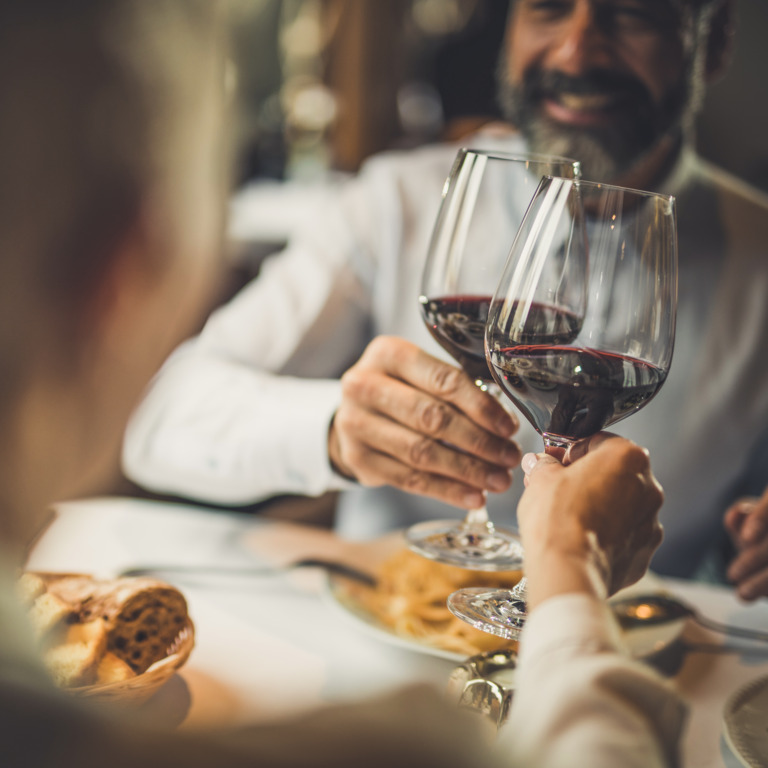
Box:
[419,150,582,391]
[406,150,581,570]
[448,177,678,637]
[487,177,677,450]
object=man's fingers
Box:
[341,367,520,468]
[369,418,514,493]
[334,403,514,495]
[333,337,525,506]
[741,500,768,545]
[357,337,519,438]
[724,499,755,538]
[724,497,767,547]
[336,443,487,509]
[733,565,768,602]
[727,539,768,586]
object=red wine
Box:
[420,294,493,382]
[488,346,666,440]
[420,295,581,383]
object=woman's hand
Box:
[518,434,664,609]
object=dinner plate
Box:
[323,573,686,664]
[324,575,468,662]
[723,674,768,767]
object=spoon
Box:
[611,593,768,642]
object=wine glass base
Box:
[405,520,524,571]
[447,587,527,640]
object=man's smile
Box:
[542,91,625,126]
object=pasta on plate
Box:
[340,549,523,657]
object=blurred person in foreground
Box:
[123,0,768,582]
[0,2,685,767]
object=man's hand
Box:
[517,434,664,609]
[725,487,768,601]
[328,336,521,509]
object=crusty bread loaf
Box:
[41,576,189,674]
[20,572,190,684]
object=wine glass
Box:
[406,149,581,570]
[448,176,678,637]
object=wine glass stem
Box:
[542,434,576,452]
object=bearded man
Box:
[124,0,765,580]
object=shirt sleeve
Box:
[496,593,686,768]
[122,163,396,505]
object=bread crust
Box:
[22,573,190,682]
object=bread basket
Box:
[69,618,195,705]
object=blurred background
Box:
[228,0,768,189]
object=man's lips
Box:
[541,92,625,126]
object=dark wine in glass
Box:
[448,176,678,634]
[489,344,667,440]
[420,295,493,384]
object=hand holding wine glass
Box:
[328,335,521,510]
[519,434,664,612]
[448,176,677,637]
[406,149,580,570]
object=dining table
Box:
[25,495,768,768]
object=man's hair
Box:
[0,0,226,385]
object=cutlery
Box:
[611,593,768,642]
[119,558,377,587]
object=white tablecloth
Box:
[26,497,768,767]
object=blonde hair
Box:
[0,0,227,390]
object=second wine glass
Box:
[448,176,678,636]
[406,149,580,570]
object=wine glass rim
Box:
[543,174,676,203]
[460,147,580,169]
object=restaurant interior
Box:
[10,3,768,767]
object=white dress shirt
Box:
[123,132,768,577]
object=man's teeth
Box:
[557,93,615,110]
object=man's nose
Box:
[546,3,614,75]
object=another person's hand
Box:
[725,487,768,600]
[328,336,521,509]
[517,434,664,610]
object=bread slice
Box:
[40,576,189,674]
[16,572,46,606]
[42,620,107,687]
[27,591,74,641]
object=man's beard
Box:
[498,65,698,182]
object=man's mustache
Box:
[523,68,653,109]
